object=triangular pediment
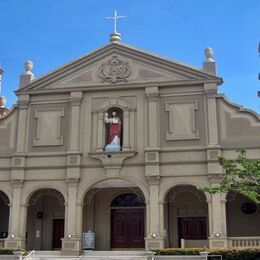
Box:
[17,43,222,93]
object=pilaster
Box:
[122,109,130,151]
[145,86,159,149]
[96,111,105,152]
[16,95,30,154]
[69,91,82,152]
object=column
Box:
[62,179,82,256]
[145,176,164,250]
[5,181,25,249]
[159,201,165,239]
[208,179,227,248]
[76,203,83,238]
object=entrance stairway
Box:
[24,250,151,260]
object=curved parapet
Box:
[0,104,18,120]
[216,94,260,149]
[0,105,18,156]
[217,94,260,120]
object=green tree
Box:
[202,150,260,204]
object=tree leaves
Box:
[202,150,260,204]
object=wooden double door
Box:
[178,217,207,243]
[111,208,145,249]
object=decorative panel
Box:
[33,108,64,146]
[165,101,199,141]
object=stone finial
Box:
[0,96,7,108]
[109,32,122,44]
[203,47,217,75]
[0,65,3,96]
[0,67,8,116]
[19,60,35,88]
[23,60,35,76]
[204,47,215,62]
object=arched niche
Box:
[105,107,124,149]
[92,97,136,152]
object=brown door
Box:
[52,219,64,249]
[111,208,144,248]
[178,217,207,245]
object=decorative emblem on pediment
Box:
[98,55,132,83]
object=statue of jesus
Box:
[104,111,122,152]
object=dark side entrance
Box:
[110,193,145,249]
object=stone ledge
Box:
[89,151,137,177]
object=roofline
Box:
[16,42,223,94]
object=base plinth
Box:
[61,238,82,256]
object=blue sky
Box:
[0,0,259,112]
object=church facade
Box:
[0,34,259,255]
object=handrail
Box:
[23,250,35,259]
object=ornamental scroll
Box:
[98,55,132,83]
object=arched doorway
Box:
[226,192,260,237]
[164,185,208,248]
[110,193,145,249]
[82,179,146,250]
[26,189,65,250]
[0,191,10,248]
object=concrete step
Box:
[24,250,152,260]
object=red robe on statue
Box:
[108,122,122,144]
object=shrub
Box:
[152,248,260,260]
[0,249,27,255]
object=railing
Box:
[23,250,35,260]
[23,257,149,260]
[227,236,260,248]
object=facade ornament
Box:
[204,88,217,97]
[204,47,215,62]
[98,55,132,83]
[23,60,35,78]
[106,10,126,43]
[208,173,224,184]
[145,92,159,102]
[104,111,122,152]
[0,66,8,117]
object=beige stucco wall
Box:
[226,193,260,237]
[0,43,259,252]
